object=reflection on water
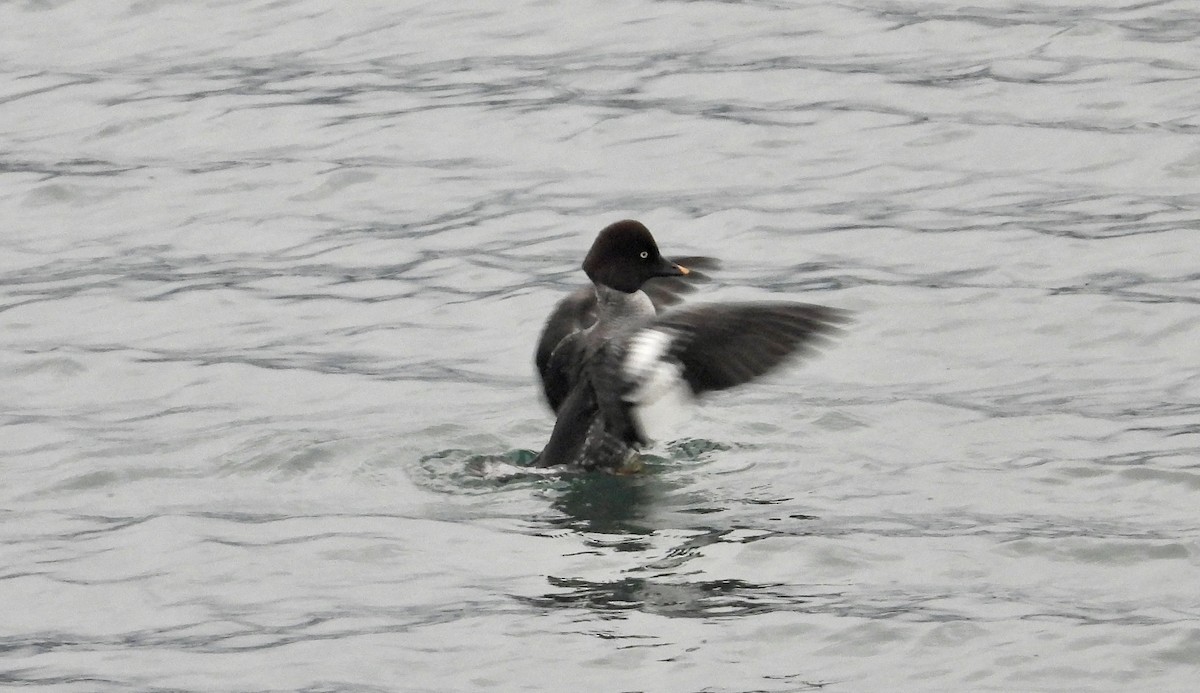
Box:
[530,575,814,619]
[550,472,658,535]
[417,438,738,534]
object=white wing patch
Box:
[622,328,694,442]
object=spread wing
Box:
[648,301,850,395]
[540,328,586,414]
[534,256,718,412]
[531,382,597,467]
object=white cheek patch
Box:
[622,329,695,442]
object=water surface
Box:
[2,1,1199,691]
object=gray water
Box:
[3,1,1199,691]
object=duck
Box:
[532,219,846,471]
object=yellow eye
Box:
[639,251,648,259]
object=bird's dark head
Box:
[582,220,689,293]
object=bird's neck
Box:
[593,284,655,327]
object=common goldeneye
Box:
[533,220,846,471]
